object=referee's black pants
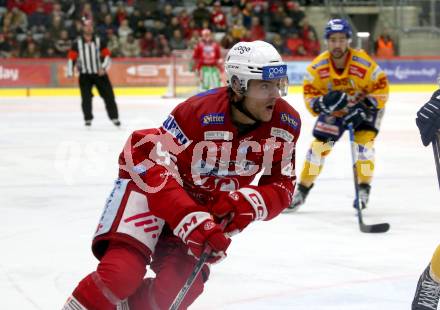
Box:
[79,74,119,121]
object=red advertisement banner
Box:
[0,63,51,86]
[0,59,198,87]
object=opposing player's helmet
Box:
[224,40,288,97]
[324,19,352,39]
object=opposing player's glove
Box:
[312,91,348,115]
[211,188,268,236]
[343,102,371,129]
[173,212,231,264]
[416,89,440,146]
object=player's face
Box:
[327,33,349,59]
[244,80,280,122]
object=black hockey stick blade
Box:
[359,220,390,233]
[432,131,440,190]
[355,201,390,233]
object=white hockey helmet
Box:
[224,40,288,97]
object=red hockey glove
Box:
[173,212,231,264]
[212,188,268,236]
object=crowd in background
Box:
[0,0,325,59]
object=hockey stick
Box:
[347,124,390,233]
[169,218,229,310]
[432,131,440,189]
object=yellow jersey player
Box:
[412,89,440,310]
[284,19,389,212]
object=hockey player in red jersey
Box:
[62,40,300,310]
[192,28,222,91]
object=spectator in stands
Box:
[285,1,305,28]
[211,1,227,32]
[303,30,320,56]
[269,5,287,32]
[285,32,306,56]
[249,16,265,41]
[242,2,254,29]
[129,8,145,32]
[114,2,127,25]
[19,31,35,55]
[50,2,65,23]
[279,16,298,39]
[192,1,211,28]
[151,20,166,37]
[106,29,121,57]
[164,16,181,40]
[7,33,19,57]
[375,30,396,58]
[28,4,49,34]
[187,29,201,50]
[178,8,191,39]
[134,0,157,13]
[169,29,187,50]
[10,7,28,34]
[159,4,175,27]
[299,17,317,43]
[42,46,56,58]
[133,20,147,39]
[21,41,40,58]
[140,30,157,57]
[49,15,64,40]
[0,32,12,58]
[68,19,83,40]
[118,18,133,43]
[121,33,141,57]
[54,29,72,57]
[95,2,111,26]
[230,19,247,42]
[155,34,171,57]
[39,31,55,54]
[271,33,286,55]
[220,31,235,49]
[96,14,117,39]
[227,5,243,28]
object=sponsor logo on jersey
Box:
[162,114,190,145]
[201,113,225,125]
[318,68,330,79]
[315,121,340,136]
[262,65,287,80]
[352,55,371,67]
[204,131,233,140]
[349,64,367,79]
[280,112,299,129]
[303,70,314,82]
[311,59,329,69]
[371,66,383,81]
[271,127,294,142]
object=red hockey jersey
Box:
[118,87,301,228]
[192,41,221,70]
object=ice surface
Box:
[1,92,439,309]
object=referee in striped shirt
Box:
[67,19,120,127]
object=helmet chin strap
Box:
[230,89,260,123]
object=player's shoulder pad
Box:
[270,98,301,142]
[163,87,229,144]
[309,51,330,71]
[350,48,375,68]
